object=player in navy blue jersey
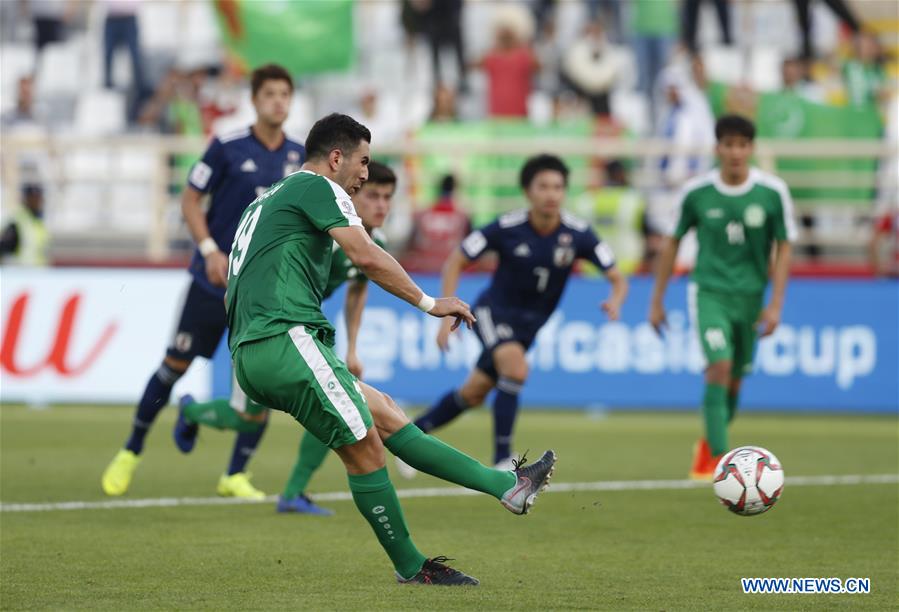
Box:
[101,64,305,498]
[401,154,628,474]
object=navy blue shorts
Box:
[471,304,540,380]
[166,280,227,361]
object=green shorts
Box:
[229,372,267,416]
[233,326,373,449]
[689,284,763,377]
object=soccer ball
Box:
[712,446,784,516]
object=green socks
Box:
[727,391,739,424]
[282,430,330,499]
[385,423,517,500]
[182,399,262,433]
[703,384,729,456]
[348,467,425,580]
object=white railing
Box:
[1,133,893,262]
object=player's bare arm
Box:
[649,236,681,334]
[600,267,628,321]
[757,240,791,337]
[182,185,229,287]
[344,280,368,378]
[330,225,475,330]
[436,248,470,350]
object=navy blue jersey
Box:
[186,127,305,297]
[461,209,615,327]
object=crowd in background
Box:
[1,0,896,274]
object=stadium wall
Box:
[1,269,896,412]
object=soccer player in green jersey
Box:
[649,115,797,480]
[222,113,557,585]
[276,160,395,515]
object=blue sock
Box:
[414,390,468,433]
[125,363,183,454]
[227,416,268,475]
[493,377,523,464]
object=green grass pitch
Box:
[1,404,897,610]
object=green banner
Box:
[214,0,354,76]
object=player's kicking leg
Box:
[403,368,494,478]
[234,328,556,584]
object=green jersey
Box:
[322,230,387,300]
[226,170,362,351]
[673,168,797,295]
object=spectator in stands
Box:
[533,14,562,102]
[561,19,622,117]
[870,207,899,277]
[630,0,677,122]
[781,57,825,103]
[29,0,76,52]
[586,0,623,44]
[101,0,149,121]
[0,183,49,266]
[793,0,859,60]
[429,83,459,122]
[842,31,887,109]
[682,0,732,54]
[401,174,471,273]
[1,76,46,129]
[424,0,468,93]
[473,7,538,118]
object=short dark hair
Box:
[519,154,569,189]
[715,114,756,141]
[304,113,372,161]
[439,174,456,195]
[366,160,396,186]
[250,63,293,97]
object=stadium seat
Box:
[749,47,783,92]
[74,90,126,135]
[702,46,744,86]
[35,39,82,97]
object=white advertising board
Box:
[1,268,212,404]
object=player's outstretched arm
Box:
[757,240,791,337]
[600,267,628,321]
[649,236,680,335]
[330,226,476,329]
[344,280,368,378]
[182,185,228,287]
[436,248,470,350]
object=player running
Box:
[407,154,627,472]
[174,161,398,516]
[649,114,796,480]
[101,64,305,499]
[225,113,556,585]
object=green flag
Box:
[214,0,354,76]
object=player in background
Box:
[405,154,628,474]
[649,114,796,480]
[101,64,305,499]
[174,161,398,516]
[226,113,556,585]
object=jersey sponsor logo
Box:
[189,161,212,189]
[706,208,724,218]
[744,204,766,228]
[240,159,258,172]
[462,231,487,257]
[513,243,531,257]
[553,246,575,267]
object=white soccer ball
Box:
[712,446,784,516]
